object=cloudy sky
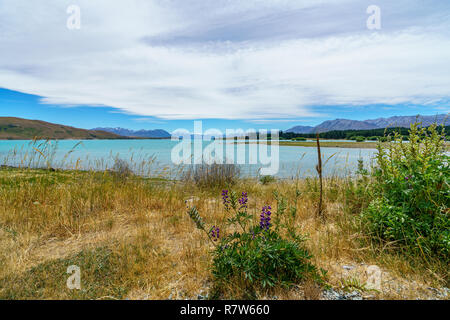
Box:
[0,0,449,131]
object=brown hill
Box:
[0,117,125,140]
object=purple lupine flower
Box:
[222,190,230,209]
[211,226,220,241]
[238,192,248,209]
[260,205,272,230]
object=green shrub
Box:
[362,123,449,261]
[259,175,276,185]
[0,247,129,299]
[291,137,307,141]
[348,136,366,142]
[187,190,324,296]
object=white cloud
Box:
[0,0,449,119]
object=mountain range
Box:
[0,114,447,140]
[286,114,448,134]
[92,127,171,138]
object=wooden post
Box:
[316,133,323,219]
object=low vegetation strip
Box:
[279,141,379,149]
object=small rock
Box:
[322,289,345,300]
[342,265,355,271]
[344,291,363,300]
[322,289,363,300]
[427,287,440,294]
[185,196,200,205]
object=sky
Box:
[0,0,449,132]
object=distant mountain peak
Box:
[285,125,314,134]
[92,127,171,138]
[286,113,448,134]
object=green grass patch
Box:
[0,247,130,300]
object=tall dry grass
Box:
[182,162,241,189]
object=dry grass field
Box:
[0,167,447,300]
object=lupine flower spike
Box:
[238,192,248,209]
[260,205,272,230]
[222,189,230,209]
[211,226,220,241]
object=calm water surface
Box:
[0,140,376,179]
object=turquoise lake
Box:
[0,140,376,179]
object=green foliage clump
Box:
[362,123,449,261]
[291,137,307,141]
[0,247,129,299]
[348,136,366,142]
[259,175,276,185]
[187,190,324,296]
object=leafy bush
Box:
[347,136,366,142]
[187,190,324,296]
[292,137,307,141]
[362,123,449,261]
[259,175,276,185]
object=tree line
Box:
[277,125,449,141]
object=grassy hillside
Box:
[0,117,125,140]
